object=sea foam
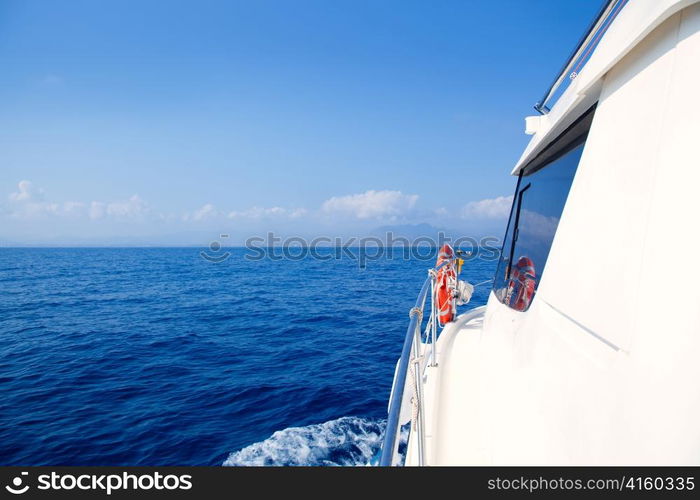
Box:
[223,416,387,466]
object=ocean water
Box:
[0,247,495,466]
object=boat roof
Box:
[512,0,699,175]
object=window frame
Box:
[493,105,596,310]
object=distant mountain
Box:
[371,223,450,242]
[0,230,251,248]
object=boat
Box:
[379,0,700,466]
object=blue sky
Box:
[0,0,602,245]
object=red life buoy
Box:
[507,256,536,311]
[434,244,456,325]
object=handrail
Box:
[378,276,431,466]
[534,0,626,114]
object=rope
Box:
[409,306,423,321]
[407,353,424,432]
[409,304,425,431]
[472,279,492,288]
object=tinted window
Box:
[493,140,584,311]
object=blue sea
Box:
[0,247,495,466]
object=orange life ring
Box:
[434,244,456,325]
[507,256,536,311]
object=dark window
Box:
[493,139,584,311]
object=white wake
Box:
[223,416,386,466]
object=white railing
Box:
[378,258,490,466]
[378,274,429,466]
[535,0,629,114]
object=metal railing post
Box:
[429,274,438,367]
[534,0,626,113]
[378,277,431,466]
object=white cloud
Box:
[7,180,59,217]
[321,190,418,220]
[184,203,309,222]
[106,195,148,217]
[5,181,150,221]
[89,201,106,220]
[287,208,308,219]
[9,180,43,202]
[228,206,308,220]
[63,201,86,214]
[461,195,513,219]
[89,195,148,220]
[186,203,218,221]
[518,210,560,242]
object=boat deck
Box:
[405,307,488,465]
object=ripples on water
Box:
[0,248,495,465]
